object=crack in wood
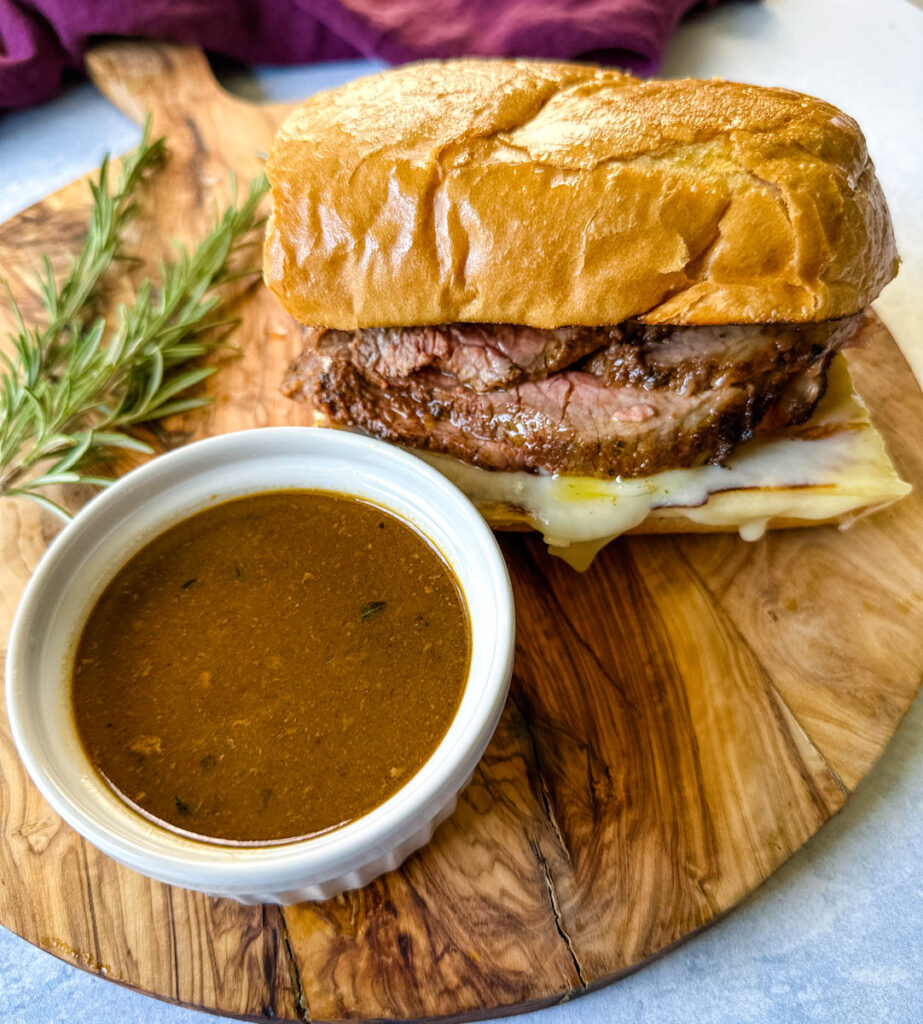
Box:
[535,762,573,869]
[507,694,585,988]
[277,908,312,1023]
[507,694,573,867]
[528,838,586,989]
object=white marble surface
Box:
[1,0,921,1021]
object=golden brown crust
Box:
[264,59,898,330]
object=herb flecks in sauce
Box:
[361,600,387,621]
[71,491,470,844]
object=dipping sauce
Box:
[71,491,470,844]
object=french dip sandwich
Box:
[265,60,909,568]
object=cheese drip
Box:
[415,356,910,570]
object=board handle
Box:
[85,42,233,128]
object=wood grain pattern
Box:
[0,41,921,1022]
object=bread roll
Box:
[264,59,898,330]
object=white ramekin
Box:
[5,428,514,904]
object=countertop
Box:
[1,0,921,1021]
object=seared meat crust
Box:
[282,318,859,477]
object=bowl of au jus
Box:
[5,427,514,904]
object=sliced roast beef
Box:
[283,330,832,478]
[583,317,861,393]
[340,316,860,395]
[758,356,832,433]
[342,323,615,392]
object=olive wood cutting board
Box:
[1,42,922,1023]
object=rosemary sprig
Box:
[38,119,166,350]
[0,126,268,520]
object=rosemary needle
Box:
[0,121,268,520]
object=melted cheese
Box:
[415,357,910,570]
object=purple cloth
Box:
[0,0,718,109]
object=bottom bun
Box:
[473,501,899,571]
[310,355,910,570]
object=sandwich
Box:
[264,60,909,568]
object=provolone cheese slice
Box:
[415,356,910,569]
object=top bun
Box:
[264,59,898,329]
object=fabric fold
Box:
[0,0,720,110]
